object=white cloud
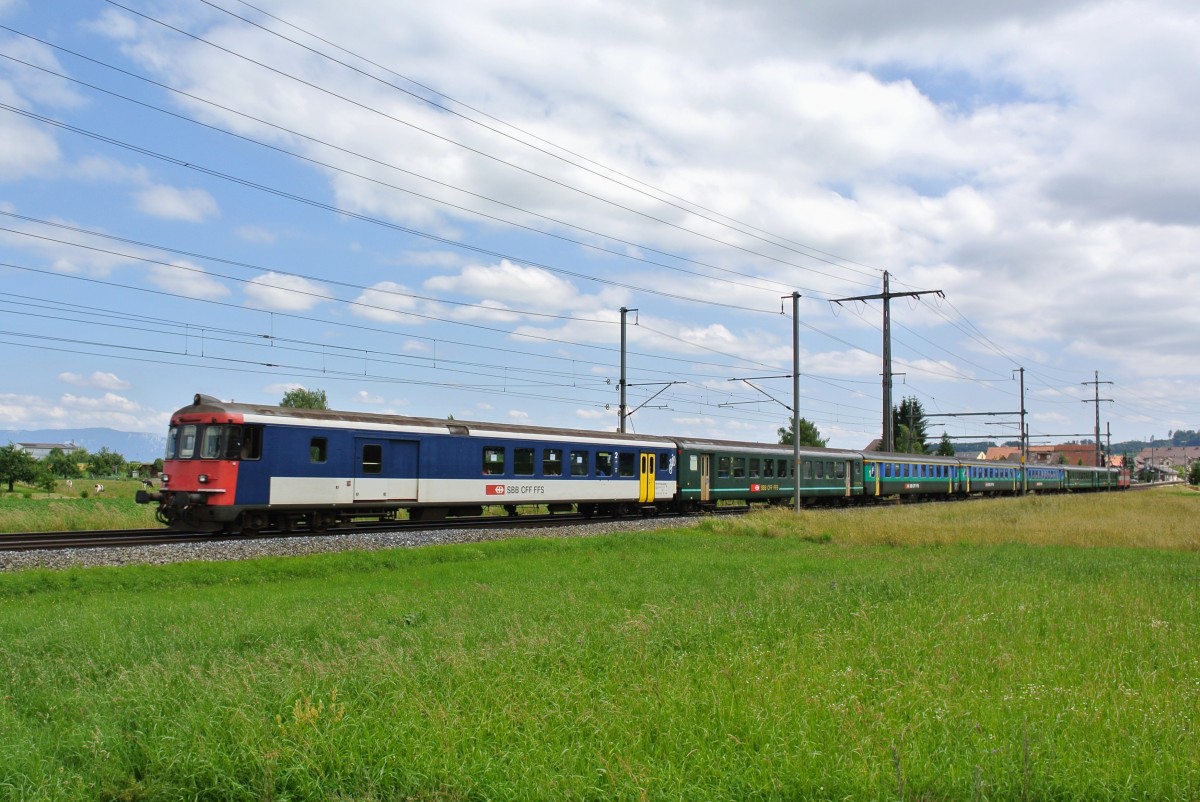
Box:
[135,184,220,222]
[0,106,60,180]
[236,225,277,244]
[59,371,131,390]
[424,260,626,316]
[350,281,424,323]
[245,272,330,311]
[0,392,168,432]
[146,261,231,300]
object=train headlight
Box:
[198,474,209,484]
[161,474,169,485]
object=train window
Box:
[718,456,730,478]
[732,457,746,478]
[836,462,845,479]
[310,437,327,464]
[803,461,812,480]
[482,446,506,476]
[780,460,790,477]
[179,425,198,459]
[543,449,563,476]
[166,426,179,459]
[241,426,263,460]
[570,450,588,476]
[200,426,221,459]
[362,444,383,475]
[763,460,775,478]
[618,453,636,477]
[689,455,699,471]
[749,458,761,478]
[514,448,535,476]
[826,461,835,478]
[595,452,614,477]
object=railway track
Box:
[0,510,663,553]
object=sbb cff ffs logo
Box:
[486,484,506,495]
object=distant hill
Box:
[0,428,166,463]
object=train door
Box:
[354,438,419,501]
[843,460,853,497]
[639,452,657,503]
[700,454,712,502]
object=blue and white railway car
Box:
[140,394,678,532]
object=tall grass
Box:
[0,491,1197,800]
[702,488,1200,551]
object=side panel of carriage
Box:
[244,417,678,511]
[963,462,1021,495]
[796,452,863,501]
[676,445,796,506]
[863,455,961,498]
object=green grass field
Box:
[0,479,159,532]
[0,490,1197,800]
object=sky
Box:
[1,0,1197,451]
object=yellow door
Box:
[639,453,657,502]
[700,454,711,502]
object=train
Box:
[137,394,1129,533]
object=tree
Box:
[44,447,81,479]
[280,387,329,410]
[88,447,127,478]
[0,444,38,492]
[1189,461,1200,486]
[778,418,827,448]
[935,432,955,456]
[892,396,930,454]
[34,466,57,494]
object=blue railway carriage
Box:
[960,459,1022,496]
[674,439,863,509]
[1025,466,1066,492]
[140,394,678,532]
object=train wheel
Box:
[239,512,268,536]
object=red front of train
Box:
[137,397,245,529]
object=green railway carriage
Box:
[674,439,863,510]
[1062,464,1120,491]
[793,447,865,504]
[862,453,965,499]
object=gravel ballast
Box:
[0,517,701,573]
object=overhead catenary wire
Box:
[96,1,884,289]
[0,39,825,298]
[190,0,886,283]
[0,102,784,315]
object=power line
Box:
[0,39,819,298]
[201,0,885,282]
[97,2,883,288]
[0,102,779,314]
